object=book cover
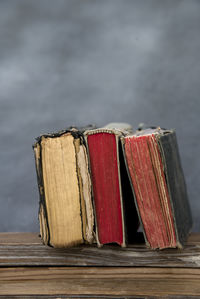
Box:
[84,123,139,247]
[121,127,193,249]
[33,126,95,248]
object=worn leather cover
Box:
[156,131,193,247]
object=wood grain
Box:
[1,297,200,299]
[1,267,200,296]
[0,233,200,297]
[0,233,199,268]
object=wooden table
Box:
[0,232,200,298]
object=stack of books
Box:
[33,123,192,249]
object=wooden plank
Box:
[0,233,199,268]
[0,267,200,296]
[0,296,200,299]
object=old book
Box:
[121,127,193,249]
[33,127,95,248]
[84,123,139,247]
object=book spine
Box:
[156,131,193,247]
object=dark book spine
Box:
[156,131,193,246]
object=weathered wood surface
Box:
[1,267,200,297]
[0,232,200,268]
[1,233,200,297]
[1,297,200,299]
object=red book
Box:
[121,127,192,249]
[84,124,139,247]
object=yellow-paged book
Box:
[33,128,94,248]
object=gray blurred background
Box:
[1,0,200,232]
